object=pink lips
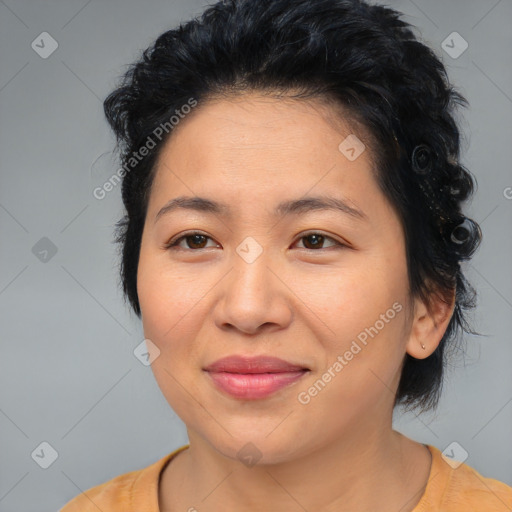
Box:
[203,355,309,400]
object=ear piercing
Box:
[420,343,426,350]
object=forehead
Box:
[147,93,391,225]
[163,92,372,155]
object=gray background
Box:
[0,0,511,511]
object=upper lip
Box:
[204,355,309,374]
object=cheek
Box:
[137,259,208,418]
[289,253,409,398]
[294,298,408,426]
[291,252,407,339]
[137,251,208,342]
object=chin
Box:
[199,428,307,467]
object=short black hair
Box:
[103,0,482,412]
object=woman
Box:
[60,0,512,510]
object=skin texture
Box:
[136,93,455,511]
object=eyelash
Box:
[163,231,347,252]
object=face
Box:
[137,93,416,464]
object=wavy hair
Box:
[103,0,482,412]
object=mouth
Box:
[203,355,310,400]
[203,355,310,373]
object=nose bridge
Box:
[231,235,274,302]
[215,235,291,333]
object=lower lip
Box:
[205,370,308,399]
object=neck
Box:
[161,422,431,512]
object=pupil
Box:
[189,235,206,248]
[305,234,323,249]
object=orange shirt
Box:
[59,444,512,511]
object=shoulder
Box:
[59,445,189,512]
[59,467,140,512]
[415,444,512,511]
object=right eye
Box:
[164,231,220,251]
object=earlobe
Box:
[406,287,456,360]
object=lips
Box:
[203,355,309,373]
[203,355,310,400]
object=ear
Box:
[406,286,456,359]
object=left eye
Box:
[294,232,344,250]
[164,232,345,251]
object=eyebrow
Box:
[154,195,367,224]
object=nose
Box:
[213,246,293,336]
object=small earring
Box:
[420,343,426,350]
